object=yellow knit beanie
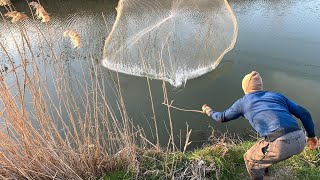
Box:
[242,71,263,94]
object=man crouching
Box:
[202,71,318,180]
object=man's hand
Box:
[307,137,318,150]
[202,104,212,116]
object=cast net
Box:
[102,0,237,86]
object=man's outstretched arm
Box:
[202,99,242,123]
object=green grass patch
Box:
[103,140,320,179]
[103,170,132,180]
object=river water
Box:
[1,0,319,149]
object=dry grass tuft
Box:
[0,0,10,6]
[63,30,81,48]
[0,53,137,179]
[4,11,28,23]
[29,1,50,23]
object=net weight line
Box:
[162,101,203,113]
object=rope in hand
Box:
[162,100,204,114]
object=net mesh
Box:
[102,0,238,86]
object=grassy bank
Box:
[104,139,320,180]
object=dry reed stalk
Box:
[29,1,50,23]
[63,30,81,48]
[138,47,160,150]
[0,79,75,179]
[4,11,28,23]
[1,41,75,179]
[158,53,178,178]
[183,124,192,154]
[0,18,137,180]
